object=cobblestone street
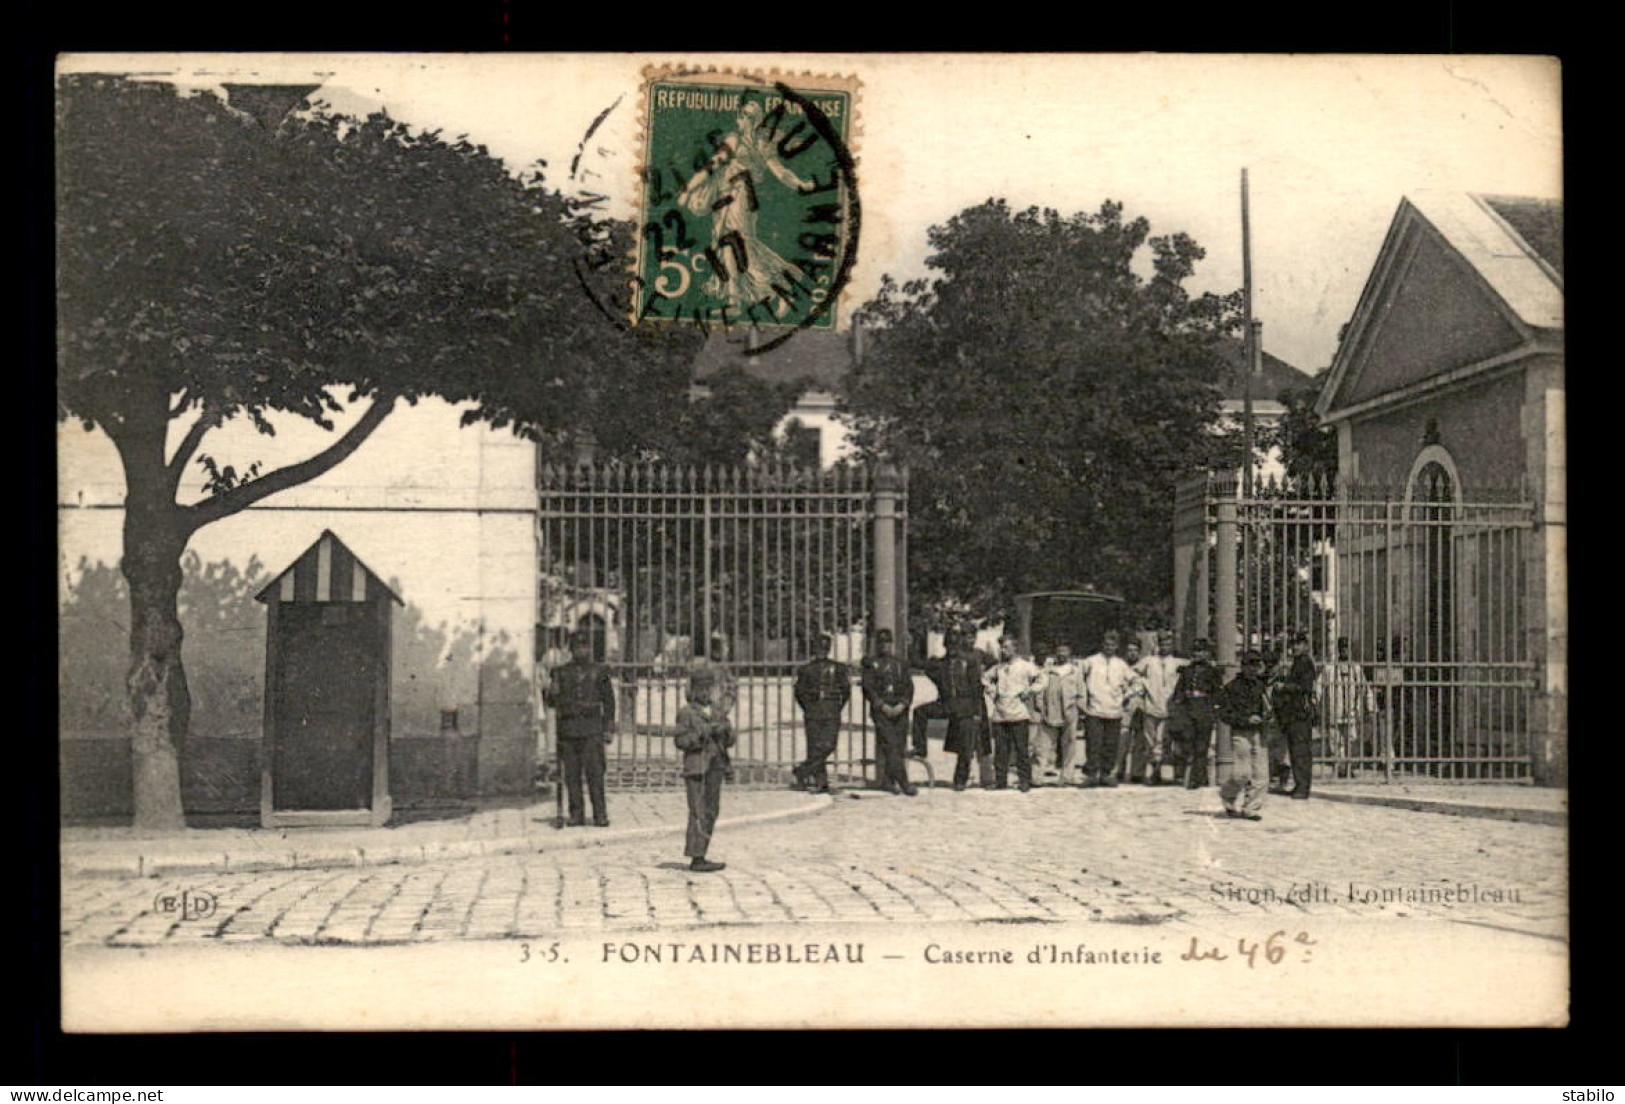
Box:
[61,784,1566,948]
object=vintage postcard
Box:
[55,52,1565,1031]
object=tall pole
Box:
[1240,168,1257,500]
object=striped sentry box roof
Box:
[253,530,403,606]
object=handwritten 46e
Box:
[1181,930,1317,967]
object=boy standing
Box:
[1217,650,1272,820]
[674,663,735,872]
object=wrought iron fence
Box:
[537,462,904,788]
[1174,472,1536,781]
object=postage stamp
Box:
[631,67,860,342]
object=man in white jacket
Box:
[1074,630,1141,788]
[1135,631,1186,786]
[982,634,1046,791]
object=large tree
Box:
[1266,381,1339,488]
[56,74,709,827]
[841,199,1242,625]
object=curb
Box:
[63,793,835,880]
[1310,790,1566,826]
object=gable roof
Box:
[693,328,858,391]
[1316,192,1563,422]
[1214,336,1316,402]
[254,529,403,605]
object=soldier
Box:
[1115,638,1149,784]
[541,629,615,827]
[1135,631,1185,786]
[944,627,993,791]
[862,628,917,796]
[1217,650,1272,820]
[1074,630,1140,788]
[1317,636,1374,777]
[982,633,1045,791]
[1170,637,1222,788]
[1271,631,1319,799]
[674,662,734,873]
[910,628,957,759]
[793,633,851,794]
[1034,643,1081,784]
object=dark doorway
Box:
[1413,462,1456,775]
[273,603,379,809]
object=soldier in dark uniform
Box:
[1170,637,1222,789]
[1271,631,1319,799]
[910,627,958,759]
[793,633,851,794]
[541,630,615,827]
[862,628,917,796]
[943,628,992,791]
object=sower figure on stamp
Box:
[944,628,992,791]
[1170,637,1222,788]
[1074,630,1139,788]
[862,628,917,796]
[674,662,735,873]
[541,629,615,827]
[1218,650,1272,820]
[910,627,957,759]
[793,633,851,794]
[982,634,1045,792]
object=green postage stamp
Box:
[633,68,861,337]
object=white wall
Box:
[58,397,538,785]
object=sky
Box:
[61,52,1562,373]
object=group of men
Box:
[541,622,1345,862]
[788,625,1328,823]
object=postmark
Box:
[630,67,861,350]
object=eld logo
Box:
[153,888,217,922]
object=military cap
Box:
[1242,650,1264,665]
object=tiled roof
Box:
[1214,336,1316,401]
[1479,194,1563,281]
[1405,191,1563,331]
[692,328,857,390]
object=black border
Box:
[26,0,1588,1087]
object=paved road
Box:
[61,784,1566,948]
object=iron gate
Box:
[1174,472,1536,781]
[537,462,905,787]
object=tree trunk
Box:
[122,508,191,830]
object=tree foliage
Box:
[841,199,1242,625]
[54,74,716,825]
[1266,381,1339,486]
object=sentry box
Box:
[254,530,402,828]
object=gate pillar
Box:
[873,463,903,640]
[1213,485,1239,785]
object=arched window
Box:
[1404,450,1458,774]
